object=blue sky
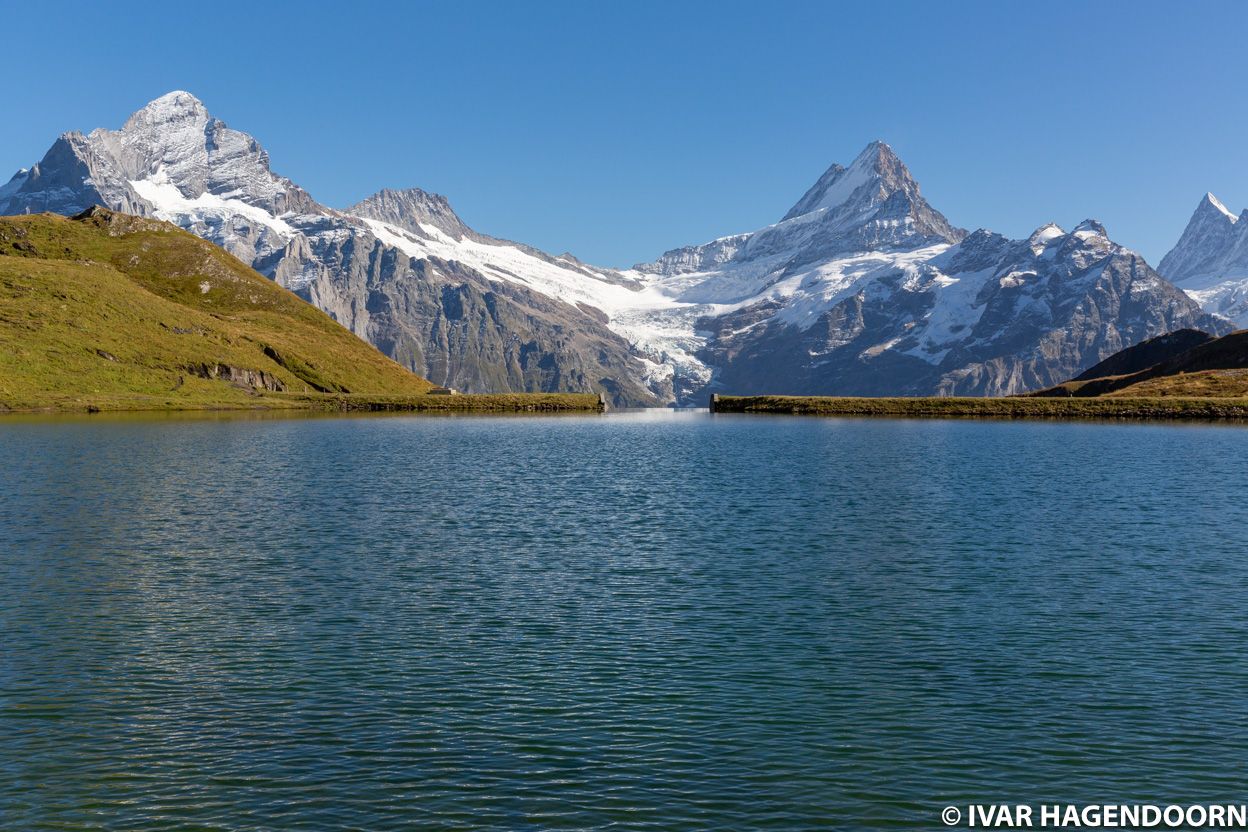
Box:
[1,0,1244,267]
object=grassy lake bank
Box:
[709,394,1248,420]
[0,391,606,416]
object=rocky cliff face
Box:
[1159,193,1248,326]
[2,92,1222,403]
[271,227,659,401]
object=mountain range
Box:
[0,91,1231,404]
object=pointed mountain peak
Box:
[775,141,963,249]
[1161,192,1248,280]
[855,139,901,168]
[1196,191,1238,223]
[348,187,472,240]
[783,140,918,222]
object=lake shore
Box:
[0,391,607,415]
[709,394,1248,420]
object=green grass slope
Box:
[0,208,438,411]
[1071,328,1216,382]
[1031,330,1248,399]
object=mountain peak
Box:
[782,140,915,222]
[1027,223,1065,252]
[1073,219,1108,237]
[123,91,209,131]
[348,187,472,240]
[372,186,453,210]
[1196,191,1238,223]
[774,140,964,252]
[1160,192,1248,284]
[856,139,898,166]
[152,90,205,108]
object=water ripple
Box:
[2,412,1247,829]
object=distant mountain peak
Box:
[121,90,209,132]
[145,89,205,111]
[773,140,962,252]
[1026,223,1065,253]
[151,89,203,106]
[1073,219,1108,237]
[1160,192,1248,325]
[638,140,963,277]
[347,187,472,240]
[782,140,913,222]
[0,89,321,228]
[1199,191,1237,222]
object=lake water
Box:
[3,410,1247,830]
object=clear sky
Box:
[1,0,1244,267]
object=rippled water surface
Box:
[3,410,1248,830]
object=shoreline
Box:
[708,394,1248,420]
[0,392,608,416]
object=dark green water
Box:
[2,411,1247,830]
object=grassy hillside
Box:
[1071,328,1215,382]
[1032,330,1248,399]
[0,208,443,411]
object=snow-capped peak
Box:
[1027,223,1065,254]
[1159,192,1248,324]
[110,92,321,220]
[120,90,209,132]
[1028,222,1064,242]
[782,140,910,222]
[150,90,204,107]
[1199,191,1238,223]
[1072,219,1108,238]
[637,139,963,277]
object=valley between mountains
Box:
[0,91,1239,406]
